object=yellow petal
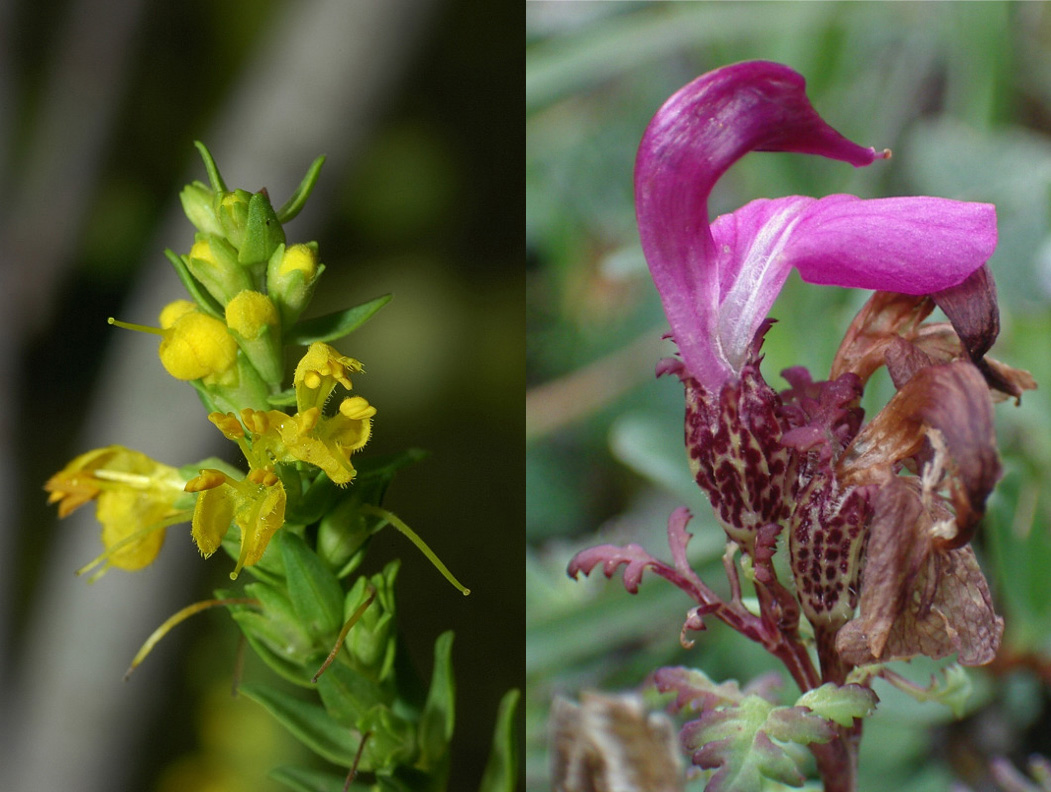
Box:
[293,342,363,413]
[97,490,169,571]
[191,486,235,558]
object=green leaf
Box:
[478,689,521,792]
[269,764,370,792]
[240,682,361,766]
[194,140,226,192]
[794,683,879,728]
[163,248,224,318]
[662,670,876,792]
[278,530,345,640]
[418,631,456,769]
[226,581,314,685]
[315,658,388,727]
[290,471,345,527]
[240,190,285,267]
[686,696,810,792]
[285,294,392,346]
[233,613,313,687]
[277,155,326,223]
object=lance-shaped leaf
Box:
[240,682,362,767]
[418,631,456,771]
[479,689,521,792]
[279,530,344,641]
[285,294,393,346]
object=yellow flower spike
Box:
[186,467,287,579]
[46,446,189,576]
[294,342,364,413]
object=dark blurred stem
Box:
[812,728,859,792]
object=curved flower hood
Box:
[635,60,998,391]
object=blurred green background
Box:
[527,3,1051,791]
[0,1,521,791]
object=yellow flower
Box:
[45,446,189,575]
[185,467,286,580]
[243,398,374,485]
[157,302,239,381]
[294,342,364,413]
[204,343,376,485]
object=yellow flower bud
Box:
[266,242,324,326]
[189,237,218,267]
[184,233,252,305]
[280,243,319,278]
[224,290,283,384]
[158,311,238,381]
[225,290,279,340]
[159,299,197,329]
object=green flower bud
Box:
[267,242,325,327]
[317,494,370,572]
[179,181,223,236]
[344,564,398,678]
[218,188,253,250]
[185,233,253,306]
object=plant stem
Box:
[811,729,859,792]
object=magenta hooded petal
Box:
[711,194,998,374]
[635,60,998,390]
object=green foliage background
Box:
[527,3,1051,791]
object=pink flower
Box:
[635,60,997,390]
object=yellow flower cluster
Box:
[47,342,374,579]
